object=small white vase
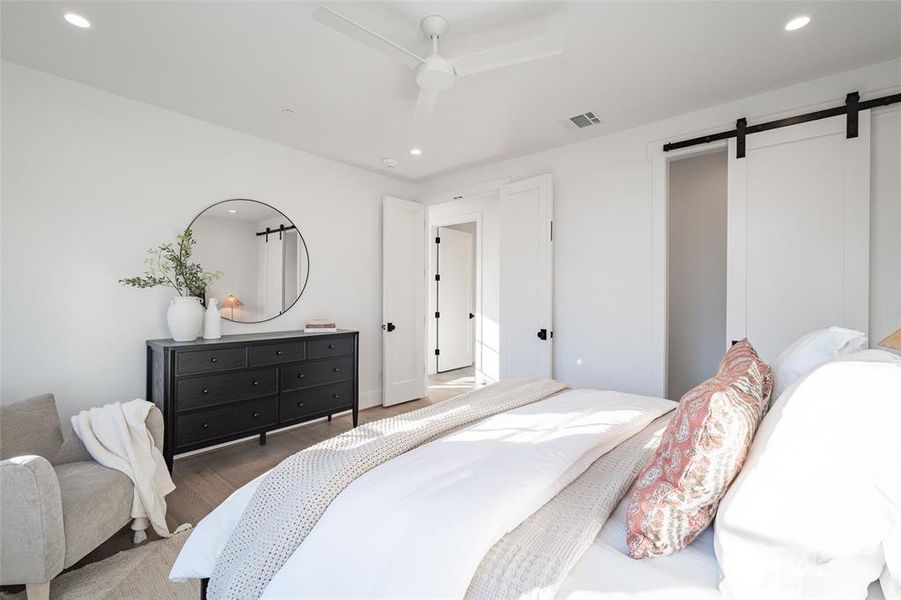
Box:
[203,298,222,340]
[167,296,203,342]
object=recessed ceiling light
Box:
[282,108,295,115]
[410,148,422,156]
[64,13,91,28]
[382,158,399,169]
[227,209,238,214]
[785,15,810,31]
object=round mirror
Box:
[189,199,309,323]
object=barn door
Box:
[726,112,870,362]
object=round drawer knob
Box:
[328,344,336,349]
[296,402,304,407]
[210,357,217,363]
[332,394,340,400]
[297,373,305,379]
[275,350,283,356]
[202,388,209,394]
[333,367,341,373]
[202,423,209,429]
[252,412,260,418]
[252,380,260,386]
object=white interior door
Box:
[259,233,284,319]
[499,174,554,379]
[727,112,870,362]
[436,227,474,372]
[383,196,426,406]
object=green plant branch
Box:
[119,228,221,298]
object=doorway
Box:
[667,150,728,400]
[434,223,476,373]
[427,211,490,400]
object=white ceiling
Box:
[3,1,900,181]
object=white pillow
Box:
[771,327,868,402]
[715,350,901,600]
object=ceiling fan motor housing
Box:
[420,15,449,39]
[417,56,456,91]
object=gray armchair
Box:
[0,393,164,600]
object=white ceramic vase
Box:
[167,296,204,342]
[203,298,222,340]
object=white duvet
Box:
[171,389,674,598]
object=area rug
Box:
[1,531,198,600]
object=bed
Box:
[170,343,901,600]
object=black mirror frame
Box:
[188,198,310,324]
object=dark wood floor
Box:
[75,368,480,570]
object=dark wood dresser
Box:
[146,330,359,470]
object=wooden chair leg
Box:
[25,581,50,600]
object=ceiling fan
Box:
[312,5,563,127]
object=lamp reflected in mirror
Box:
[221,294,244,320]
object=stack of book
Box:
[304,319,337,333]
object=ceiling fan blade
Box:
[450,34,563,77]
[312,5,425,69]
[412,89,439,129]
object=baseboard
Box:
[360,388,382,409]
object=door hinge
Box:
[550,220,554,242]
[434,348,440,356]
[435,311,440,318]
[435,274,440,281]
[435,236,441,244]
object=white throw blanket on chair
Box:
[71,399,187,542]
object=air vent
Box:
[568,111,602,128]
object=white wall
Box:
[667,151,727,400]
[191,215,260,320]
[428,193,500,381]
[0,62,416,423]
[420,58,901,397]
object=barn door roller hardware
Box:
[256,223,297,242]
[663,91,900,159]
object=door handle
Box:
[469,313,475,319]
[384,322,396,332]
[537,328,548,341]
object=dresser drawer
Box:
[177,347,246,375]
[280,356,353,392]
[176,397,277,447]
[280,382,353,423]
[248,341,306,366]
[307,336,354,359]
[176,367,276,411]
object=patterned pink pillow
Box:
[626,340,772,559]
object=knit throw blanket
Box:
[208,378,567,599]
[465,412,673,600]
